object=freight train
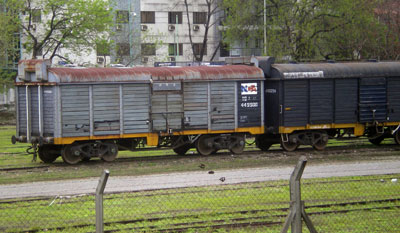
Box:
[11,57,400,164]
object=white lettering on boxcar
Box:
[283,71,324,79]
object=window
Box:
[193,12,207,24]
[141,43,156,56]
[116,10,129,24]
[193,43,207,55]
[31,9,41,23]
[168,43,183,56]
[141,11,155,24]
[220,42,230,57]
[168,12,182,24]
[116,43,130,56]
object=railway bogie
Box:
[195,134,245,155]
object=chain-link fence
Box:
[1,161,399,232]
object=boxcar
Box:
[255,58,400,151]
[13,60,265,164]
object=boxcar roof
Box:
[48,65,264,83]
[270,62,400,79]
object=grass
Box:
[1,125,400,185]
[0,174,399,232]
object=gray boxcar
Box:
[13,60,265,164]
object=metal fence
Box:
[1,159,399,232]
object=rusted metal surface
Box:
[18,59,49,72]
[271,62,400,79]
[48,65,264,83]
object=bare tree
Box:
[16,0,113,61]
[183,0,223,61]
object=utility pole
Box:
[129,0,134,65]
[263,0,267,55]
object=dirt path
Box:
[1,159,399,200]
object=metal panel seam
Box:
[261,81,265,127]
[119,84,124,136]
[16,87,20,137]
[38,86,43,137]
[89,85,94,137]
[25,86,31,142]
[234,82,238,130]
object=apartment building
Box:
[109,0,224,66]
[19,0,224,67]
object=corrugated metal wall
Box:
[359,78,387,123]
[151,93,168,131]
[93,85,120,136]
[283,80,308,126]
[151,92,183,132]
[167,93,183,130]
[42,86,55,136]
[335,79,358,124]
[387,79,400,122]
[210,82,235,130]
[17,86,55,137]
[310,80,334,124]
[122,84,150,134]
[61,85,90,137]
[30,88,39,135]
[183,82,208,129]
[17,87,27,134]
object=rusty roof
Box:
[48,65,264,83]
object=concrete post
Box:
[96,170,110,233]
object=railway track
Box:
[1,141,399,173]
[10,198,399,233]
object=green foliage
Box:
[0,69,16,93]
[96,38,112,57]
[0,0,23,68]
[222,0,395,61]
[7,0,114,60]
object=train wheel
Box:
[394,131,400,145]
[173,144,191,156]
[38,145,60,163]
[280,137,298,152]
[368,135,385,146]
[312,133,328,151]
[313,139,328,151]
[62,145,82,165]
[101,143,118,162]
[230,135,245,154]
[196,135,214,156]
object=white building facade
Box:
[20,0,225,67]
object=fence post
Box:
[291,156,307,233]
[281,156,317,233]
[96,170,110,233]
